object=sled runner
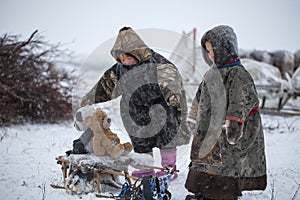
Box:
[52,155,140,196]
[52,154,178,199]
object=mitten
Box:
[167,94,180,107]
[225,120,244,145]
[187,105,198,132]
[187,118,196,132]
[80,96,92,107]
[74,110,88,131]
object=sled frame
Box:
[53,156,140,197]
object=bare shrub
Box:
[0,30,74,126]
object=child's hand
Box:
[167,94,180,107]
[187,105,198,133]
[225,120,244,145]
[80,96,92,107]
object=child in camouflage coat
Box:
[185,25,267,199]
[73,27,190,178]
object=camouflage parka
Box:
[81,27,190,153]
[185,25,267,198]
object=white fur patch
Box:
[74,105,96,131]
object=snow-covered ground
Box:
[1,114,300,200]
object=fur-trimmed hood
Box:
[111,27,153,64]
[201,25,239,66]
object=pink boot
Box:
[156,148,178,180]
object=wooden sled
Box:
[51,154,179,198]
[51,155,140,198]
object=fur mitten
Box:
[225,120,244,145]
[167,94,180,107]
[80,96,93,107]
[187,118,196,132]
[187,105,197,133]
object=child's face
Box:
[205,41,215,62]
[119,55,138,66]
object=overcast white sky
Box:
[1,0,299,56]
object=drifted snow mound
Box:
[241,58,290,98]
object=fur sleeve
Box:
[226,67,259,122]
[80,65,120,106]
[156,63,183,107]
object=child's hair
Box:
[117,53,138,63]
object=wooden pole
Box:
[136,164,179,173]
[95,172,101,194]
[193,27,197,73]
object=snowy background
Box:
[1,0,300,199]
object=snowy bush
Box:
[0,31,74,126]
